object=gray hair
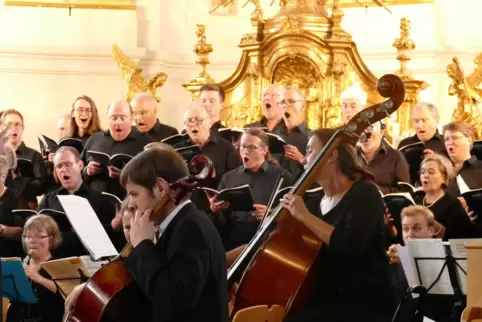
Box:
[413,102,440,122]
[184,100,211,116]
[1,142,17,170]
[340,84,367,106]
[131,92,157,105]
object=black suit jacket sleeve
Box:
[29,151,48,195]
[125,221,210,319]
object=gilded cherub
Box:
[447,57,482,139]
[112,43,168,102]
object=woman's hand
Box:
[23,264,42,283]
[280,194,311,222]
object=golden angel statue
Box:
[112,44,168,102]
[446,57,482,139]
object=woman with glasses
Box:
[419,154,478,239]
[70,95,103,146]
[208,128,293,251]
[6,214,64,322]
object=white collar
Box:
[158,199,191,237]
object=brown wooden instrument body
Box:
[64,155,214,322]
[230,74,406,318]
[65,259,149,322]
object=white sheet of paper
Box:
[398,246,420,299]
[422,317,435,322]
[58,195,118,260]
[406,239,453,295]
[80,255,108,277]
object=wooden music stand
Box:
[462,242,482,322]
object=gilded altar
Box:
[181,0,429,141]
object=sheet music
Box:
[406,239,454,295]
[422,317,435,322]
[456,174,470,194]
[58,195,118,260]
[80,255,108,276]
[448,238,482,295]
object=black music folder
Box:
[16,158,35,178]
[471,140,482,160]
[12,209,71,231]
[101,191,122,205]
[175,145,201,163]
[218,128,245,143]
[87,151,133,169]
[398,141,424,185]
[266,132,287,155]
[1,258,37,304]
[41,135,84,154]
[456,175,482,216]
[397,181,426,200]
[199,184,255,212]
[161,133,189,146]
[382,192,416,244]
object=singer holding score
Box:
[279,129,395,322]
[6,214,65,322]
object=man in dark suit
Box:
[65,145,228,322]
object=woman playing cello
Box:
[279,129,396,322]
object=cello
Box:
[64,155,214,322]
[228,74,406,318]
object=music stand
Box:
[51,268,90,299]
[392,248,467,322]
[1,259,37,305]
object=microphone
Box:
[23,253,32,266]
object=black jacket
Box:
[125,202,228,322]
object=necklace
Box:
[423,193,444,207]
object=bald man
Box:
[246,84,284,132]
[131,92,178,141]
[81,100,152,198]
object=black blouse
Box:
[423,193,479,239]
[0,189,28,257]
[288,180,396,322]
[6,259,64,322]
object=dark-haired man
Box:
[65,145,228,322]
[200,83,226,133]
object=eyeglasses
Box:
[54,161,75,170]
[75,107,92,114]
[6,122,23,129]
[444,135,466,143]
[240,144,263,151]
[23,235,50,241]
[133,110,149,117]
[184,117,208,125]
[277,99,301,108]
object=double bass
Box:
[228,74,406,318]
[64,155,214,322]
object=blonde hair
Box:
[340,84,367,106]
[443,121,474,144]
[401,205,435,227]
[22,215,62,251]
[421,154,455,189]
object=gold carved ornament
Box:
[391,17,429,141]
[112,44,168,102]
[447,56,482,140]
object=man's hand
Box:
[388,244,401,264]
[108,166,122,179]
[0,124,12,155]
[86,161,102,176]
[251,204,267,220]
[130,209,155,247]
[207,192,230,213]
[423,149,435,159]
[65,283,86,313]
[283,145,304,163]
